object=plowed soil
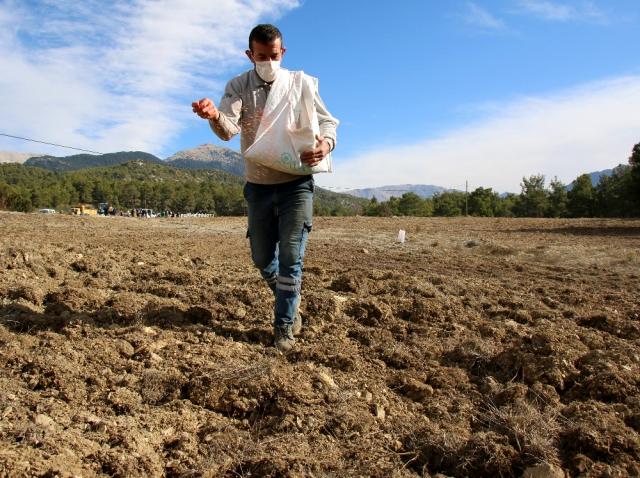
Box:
[1,211,639,478]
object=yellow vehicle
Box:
[70,204,98,216]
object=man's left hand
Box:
[301,135,331,167]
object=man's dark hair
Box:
[249,24,283,51]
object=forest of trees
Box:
[0,160,365,216]
[1,143,638,218]
[0,161,246,215]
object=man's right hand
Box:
[192,98,219,121]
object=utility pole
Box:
[465,180,469,216]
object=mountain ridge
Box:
[0,151,44,164]
[5,146,622,196]
[344,184,457,201]
[25,151,164,171]
[19,144,245,176]
[165,144,244,176]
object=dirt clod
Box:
[522,462,566,478]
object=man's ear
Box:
[281,47,287,57]
[245,50,254,64]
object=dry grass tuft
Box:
[476,398,565,466]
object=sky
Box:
[0,0,639,193]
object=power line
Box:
[0,132,103,155]
[0,133,473,193]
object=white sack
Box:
[244,69,332,175]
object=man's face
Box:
[246,38,285,64]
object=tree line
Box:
[0,160,366,216]
[1,143,638,217]
[0,161,247,215]
[362,143,640,218]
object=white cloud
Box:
[515,0,607,22]
[0,0,298,156]
[317,76,640,193]
[462,2,506,30]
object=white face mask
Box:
[254,60,281,82]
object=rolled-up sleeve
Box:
[209,80,242,141]
[312,78,339,152]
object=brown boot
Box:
[274,325,296,353]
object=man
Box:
[192,24,338,352]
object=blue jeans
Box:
[243,176,314,328]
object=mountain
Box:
[566,164,623,190]
[346,166,623,199]
[24,151,164,171]
[165,144,244,176]
[0,151,44,164]
[344,184,455,201]
[18,144,245,176]
[585,166,619,186]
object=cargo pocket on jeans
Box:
[298,221,312,260]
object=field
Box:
[1,211,639,477]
